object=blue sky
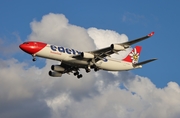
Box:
[1,0,179,87]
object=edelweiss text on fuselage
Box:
[50,45,81,55]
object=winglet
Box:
[148,32,155,37]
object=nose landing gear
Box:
[32,57,36,61]
[32,55,36,61]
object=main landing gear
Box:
[74,71,83,79]
[73,65,91,79]
[86,69,91,73]
[94,67,99,72]
[85,65,92,73]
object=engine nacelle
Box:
[51,65,65,72]
[110,44,125,51]
[49,71,62,77]
[81,52,94,59]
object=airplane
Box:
[19,32,157,78]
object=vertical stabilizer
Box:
[123,46,142,64]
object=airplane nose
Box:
[19,43,33,54]
[19,42,47,55]
[19,44,25,50]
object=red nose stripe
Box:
[19,41,47,54]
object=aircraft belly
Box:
[97,60,133,71]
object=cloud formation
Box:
[0,13,180,118]
[122,12,147,26]
[29,13,95,51]
[0,32,22,58]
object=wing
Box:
[87,32,154,62]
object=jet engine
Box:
[81,52,94,59]
[49,71,62,77]
[51,65,65,72]
[110,44,125,51]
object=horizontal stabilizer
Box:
[133,58,157,66]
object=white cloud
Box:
[122,12,147,26]
[29,13,95,51]
[88,28,128,48]
[0,32,22,57]
[88,27,131,59]
[0,13,180,118]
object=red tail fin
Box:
[123,46,142,64]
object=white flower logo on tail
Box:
[129,48,139,64]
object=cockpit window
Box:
[23,42,29,44]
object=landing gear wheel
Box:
[94,68,98,72]
[74,71,79,76]
[32,54,36,62]
[32,58,36,61]
[77,74,83,79]
[86,69,91,73]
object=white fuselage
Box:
[35,44,135,71]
